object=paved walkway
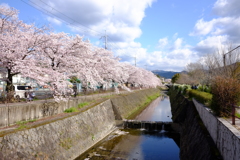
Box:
[226,117,240,131]
[0,89,133,107]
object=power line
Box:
[20,0,133,57]
[21,0,120,48]
[223,45,240,66]
[21,0,103,37]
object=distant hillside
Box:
[152,70,184,79]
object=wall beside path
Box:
[0,91,129,128]
[0,88,160,160]
[193,99,240,160]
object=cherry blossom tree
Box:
[0,4,162,101]
[0,5,48,92]
[121,63,162,88]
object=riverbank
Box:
[168,87,222,160]
[0,88,160,160]
[76,94,180,160]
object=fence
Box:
[231,104,240,125]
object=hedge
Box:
[188,89,212,105]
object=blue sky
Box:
[1,0,240,71]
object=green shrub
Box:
[188,89,212,105]
[182,85,191,95]
[197,85,211,93]
[204,86,211,93]
[173,84,179,90]
[176,84,191,95]
[176,85,181,92]
[197,85,203,91]
[64,107,78,113]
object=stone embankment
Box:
[0,88,160,160]
[168,88,223,160]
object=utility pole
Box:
[144,64,148,70]
[134,56,136,67]
[101,30,108,50]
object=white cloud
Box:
[173,38,183,49]
[190,17,240,37]
[112,32,198,71]
[213,0,240,17]
[145,35,198,71]
[194,35,228,56]
[46,17,62,25]
[33,0,155,43]
[190,0,240,57]
[190,18,215,36]
[158,37,168,48]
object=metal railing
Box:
[231,104,240,125]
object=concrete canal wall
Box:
[169,88,222,160]
[193,99,240,160]
[0,88,160,160]
[170,86,240,160]
[110,88,160,119]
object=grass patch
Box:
[16,121,27,125]
[78,102,90,108]
[33,97,39,101]
[126,92,160,119]
[16,120,28,130]
[236,112,240,118]
[15,119,37,130]
[102,95,116,99]
[17,125,27,130]
[29,119,37,123]
[64,107,78,113]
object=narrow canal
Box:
[75,94,180,160]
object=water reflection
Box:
[136,95,172,121]
[75,95,180,160]
[76,129,180,160]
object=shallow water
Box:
[75,95,180,160]
[135,95,172,121]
